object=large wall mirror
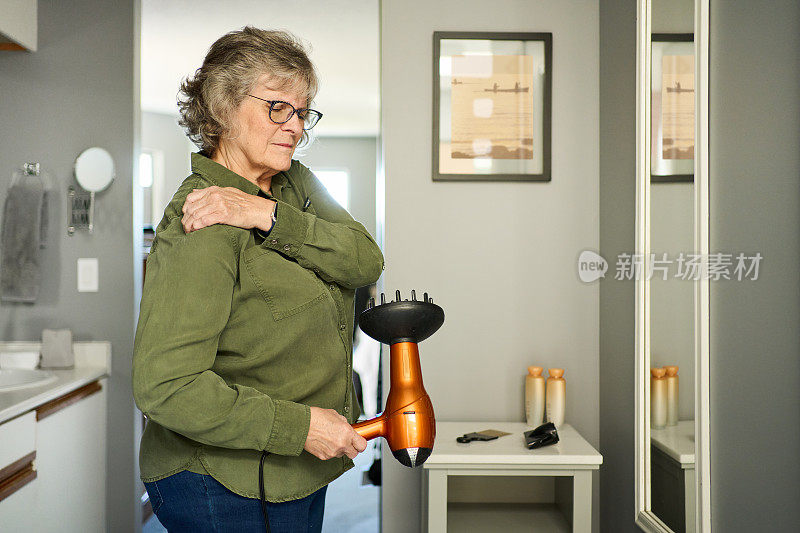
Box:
[635,0,711,532]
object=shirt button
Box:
[270,239,278,245]
[339,324,346,331]
[329,284,335,290]
[344,406,349,413]
[283,244,291,251]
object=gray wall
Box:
[709,0,800,529]
[598,0,637,530]
[652,0,693,33]
[0,0,139,531]
[651,185,695,419]
[141,111,193,227]
[381,1,599,531]
[300,136,378,238]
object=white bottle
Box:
[650,368,667,429]
[525,366,545,427]
[545,368,566,428]
[664,365,679,426]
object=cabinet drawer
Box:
[0,411,37,503]
[0,411,36,469]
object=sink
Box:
[0,369,57,392]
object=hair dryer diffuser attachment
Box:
[352,290,443,467]
[360,289,444,345]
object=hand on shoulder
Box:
[181,186,276,234]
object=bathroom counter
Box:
[0,342,109,530]
[650,420,695,467]
[0,342,110,424]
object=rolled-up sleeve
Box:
[132,220,310,456]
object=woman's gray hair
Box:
[178,26,319,154]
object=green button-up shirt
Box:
[132,152,384,502]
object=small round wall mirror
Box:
[74,147,115,193]
[71,147,115,234]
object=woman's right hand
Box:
[304,406,367,460]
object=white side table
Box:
[421,422,602,533]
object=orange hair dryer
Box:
[351,290,444,467]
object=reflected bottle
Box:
[525,366,545,427]
[545,368,566,428]
[650,368,667,429]
[664,365,679,426]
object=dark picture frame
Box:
[651,33,695,183]
[432,32,552,182]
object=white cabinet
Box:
[0,411,37,521]
[0,379,107,532]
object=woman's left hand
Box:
[182,186,276,233]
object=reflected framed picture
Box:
[651,34,694,183]
[432,32,552,182]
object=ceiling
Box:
[140,0,379,137]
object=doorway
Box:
[136,2,382,532]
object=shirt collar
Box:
[190,152,292,196]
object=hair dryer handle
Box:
[352,415,386,441]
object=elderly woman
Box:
[132,27,383,532]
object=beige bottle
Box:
[525,366,545,427]
[545,368,566,428]
[664,365,679,426]
[650,368,667,429]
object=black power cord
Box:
[259,450,271,533]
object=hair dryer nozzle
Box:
[392,447,433,468]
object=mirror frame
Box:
[634,0,711,532]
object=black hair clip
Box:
[524,422,559,449]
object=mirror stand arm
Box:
[88,191,95,233]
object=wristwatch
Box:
[269,202,278,225]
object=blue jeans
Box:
[144,470,327,532]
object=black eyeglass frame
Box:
[247,94,323,130]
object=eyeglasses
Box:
[247,95,323,130]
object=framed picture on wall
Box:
[432,32,552,182]
[651,33,695,183]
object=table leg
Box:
[572,471,592,533]
[684,469,696,533]
[427,469,447,533]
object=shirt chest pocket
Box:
[242,246,327,321]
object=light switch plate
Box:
[77,258,99,292]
